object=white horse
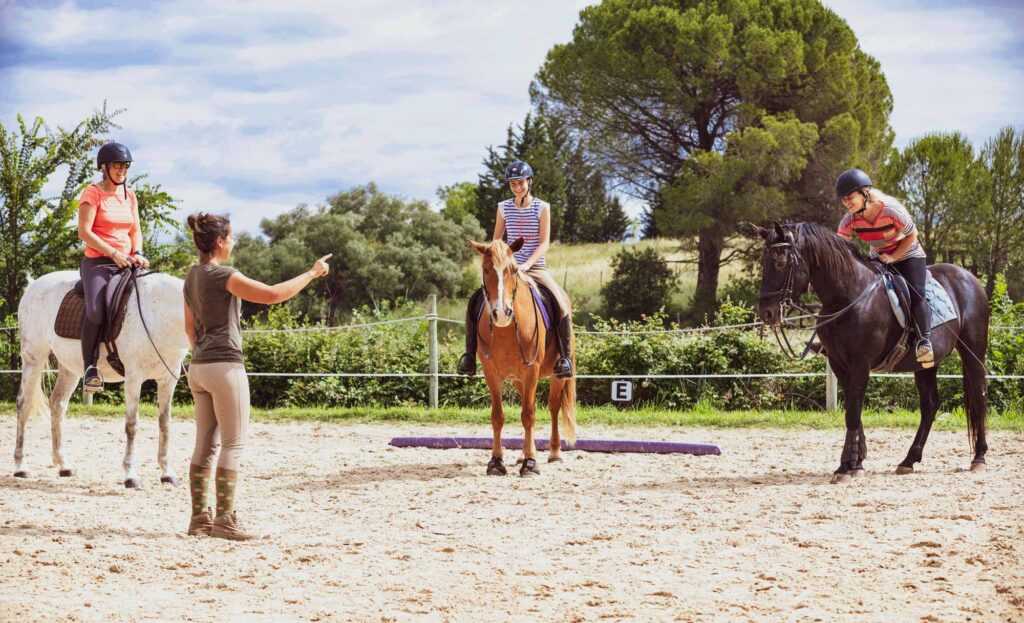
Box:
[14,270,189,488]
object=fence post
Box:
[428,294,438,410]
[825,359,838,412]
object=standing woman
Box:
[183,213,330,540]
[457,160,575,378]
[76,142,149,394]
[834,168,934,367]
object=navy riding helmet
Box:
[505,160,533,182]
[97,142,133,170]
[834,168,872,199]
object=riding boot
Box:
[553,315,574,379]
[912,299,934,368]
[81,318,104,393]
[457,289,483,376]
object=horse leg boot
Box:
[458,288,484,376]
[553,315,574,378]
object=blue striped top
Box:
[499,197,549,267]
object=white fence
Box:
[2,294,1023,410]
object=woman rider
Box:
[76,142,148,393]
[183,212,330,540]
[834,168,934,367]
[457,160,575,378]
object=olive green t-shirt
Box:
[184,262,244,364]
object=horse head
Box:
[469,237,525,328]
[754,222,810,327]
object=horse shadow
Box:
[0,525,178,540]
[277,460,476,492]
[0,476,122,497]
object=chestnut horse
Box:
[468,238,576,477]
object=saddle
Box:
[54,267,152,376]
[874,269,959,372]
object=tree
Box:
[132,175,193,275]
[437,182,478,222]
[0,107,119,318]
[476,111,628,242]
[232,184,485,322]
[600,246,678,321]
[879,132,977,264]
[976,127,1024,298]
[535,0,893,315]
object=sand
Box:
[1,414,1021,622]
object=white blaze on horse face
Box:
[493,269,512,327]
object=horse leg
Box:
[897,368,939,474]
[484,373,506,476]
[547,376,564,463]
[49,365,81,477]
[122,378,142,488]
[518,370,540,477]
[832,365,868,484]
[156,377,178,485]
[14,355,48,478]
[957,333,989,471]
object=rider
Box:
[834,168,934,367]
[457,160,575,378]
[76,142,149,393]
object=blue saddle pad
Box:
[883,274,958,330]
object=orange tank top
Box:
[79,184,136,258]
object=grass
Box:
[6,401,1022,432]
[440,237,748,321]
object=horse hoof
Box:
[548,455,563,463]
[160,475,178,485]
[830,473,851,484]
[124,478,141,489]
[895,465,914,475]
[849,469,865,478]
[13,470,28,479]
[519,459,540,477]
[58,469,74,478]
[486,457,507,476]
[969,462,986,473]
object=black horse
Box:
[755,222,989,482]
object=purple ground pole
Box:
[388,437,721,455]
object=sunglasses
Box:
[108,162,131,171]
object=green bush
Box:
[599,246,678,322]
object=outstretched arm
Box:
[226,254,331,304]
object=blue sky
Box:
[2,0,1022,233]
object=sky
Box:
[1,0,1022,234]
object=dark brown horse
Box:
[469,238,576,477]
[755,222,989,482]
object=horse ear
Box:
[468,239,488,255]
[509,237,525,252]
[773,222,786,239]
[750,224,770,240]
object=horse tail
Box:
[560,364,577,447]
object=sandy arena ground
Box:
[0,413,1021,623]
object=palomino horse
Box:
[469,238,577,477]
[15,269,189,487]
[756,222,989,482]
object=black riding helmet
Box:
[504,160,533,181]
[97,142,133,199]
[834,168,872,199]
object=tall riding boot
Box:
[81,318,104,393]
[912,299,934,368]
[553,315,574,379]
[457,289,483,376]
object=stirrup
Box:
[915,339,934,368]
[83,366,104,394]
[554,356,574,379]
[457,353,477,376]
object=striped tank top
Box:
[499,197,549,267]
[837,198,926,260]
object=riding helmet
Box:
[97,142,133,170]
[504,160,533,182]
[834,168,872,198]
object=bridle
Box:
[758,225,885,360]
[477,262,541,366]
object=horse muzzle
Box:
[490,306,513,328]
[758,304,783,327]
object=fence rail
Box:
[2,298,1024,411]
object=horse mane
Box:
[793,222,873,277]
[485,239,536,287]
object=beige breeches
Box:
[187,362,250,472]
